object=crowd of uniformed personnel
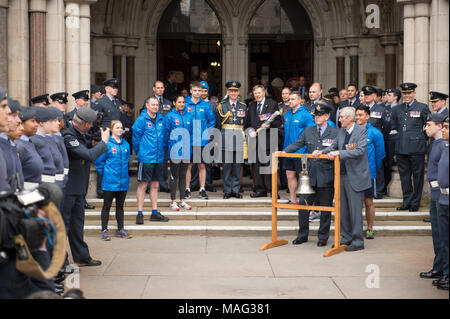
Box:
[0,73,449,297]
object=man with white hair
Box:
[313,107,372,251]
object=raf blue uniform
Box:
[216,83,247,198]
[437,138,449,288]
[0,133,23,190]
[96,78,122,128]
[0,151,8,192]
[284,104,338,244]
[61,121,108,264]
[391,83,431,211]
[30,133,57,184]
[16,135,44,190]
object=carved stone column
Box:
[414,1,430,102]
[0,0,8,88]
[429,0,448,96]
[332,37,346,90]
[65,1,80,109]
[146,37,157,103]
[346,36,359,87]
[380,34,399,89]
[46,0,65,93]
[79,2,91,91]
[112,37,126,96]
[126,38,139,105]
[29,0,47,98]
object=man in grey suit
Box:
[280,104,338,247]
[313,107,371,251]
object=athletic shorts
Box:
[137,162,164,183]
[364,179,376,198]
[283,158,302,173]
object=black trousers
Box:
[169,161,188,200]
[383,136,396,194]
[297,187,334,241]
[101,191,128,231]
[438,203,449,276]
[61,194,90,263]
[396,153,425,208]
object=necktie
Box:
[232,103,235,109]
[349,100,352,106]
[257,102,262,114]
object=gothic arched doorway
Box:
[157,0,223,97]
[248,0,314,99]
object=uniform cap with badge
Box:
[90,85,101,94]
[361,85,377,95]
[50,92,69,104]
[18,106,37,122]
[426,113,446,124]
[72,90,90,101]
[48,106,64,122]
[200,81,210,91]
[103,78,120,88]
[385,88,402,97]
[6,98,21,113]
[314,101,332,115]
[429,91,449,102]
[225,81,241,90]
[76,107,98,123]
[30,94,50,106]
[400,82,417,93]
[35,106,58,123]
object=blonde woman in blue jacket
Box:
[95,120,132,240]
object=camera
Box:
[87,111,104,142]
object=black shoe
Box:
[233,192,243,199]
[55,286,64,295]
[54,271,65,284]
[223,193,232,199]
[423,217,431,222]
[136,214,144,225]
[205,185,217,192]
[437,276,449,290]
[84,203,95,210]
[96,193,103,199]
[409,206,419,212]
[250,192,267,198]
[433,278,441,286]
[145,186,150,194]
[199,190,208,200]
[239,187,244,193]
[150,212,169,222]
[374,194,383,199]
[396,205,411,211]
[77,257,102,267]
[184,189,191,199]
[54,283,64,290]
[317,240,327,247]
[345,245,364,252]
[420,269,443,279]
[292,237,308,245]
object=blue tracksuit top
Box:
[184,96,216,147]
[365,123,386,179]
[132,110,166,163]
[283,106,315,154]
[162,108,193,161]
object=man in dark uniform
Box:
[282,104,338,246]
[362,85,389,199]
[382,88,401,196]
[435,115,449,290]
[419,113,446,283]
[95,78,121,128]
[90,85,103,111]
[164,71,177,102]
[50,92,68,113]
[120,101,135,154]
[245,84,282,197]
[60,107,109,267]
[392,82,431,212]
[216,81,247,199]
[336,84,361,127]
[430,91,449,116]
[64,90,90,124]
[30,94,51,107]
[305,83,332,115]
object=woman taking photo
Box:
[95,120,132,240]
[162,95,193,211]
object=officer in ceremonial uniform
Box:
[282,104,338,246]
[430,91,449,116]
[50,92,69,113]
[30,94,51,107]
[16,107,44,190]
[65,90,90,124]
[392,82,431,211]
[95,78,121,128]
[362,85,389,198]
[61,107,109,267]
[382,88,401,196]
[216,81,247,199]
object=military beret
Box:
[76,107,98,123]
[400,82,417,93]
[328,87,339,95]
[0,88,7,101]
[48,106,64,121]
[35,107,58,123]
[31,94,50,105]
[72,90,90,100]
[200,81,210,91]
[7,98,21,113]
[386,88,401,97]
[314,102,332,115]
[225,81,241,90]
[103,78,119,88]
[427,113,446,123]
[362,85,377,95]
[50,92,69,104]
[99,86,106,95]
[429,91,449,102]
[18,106,36,122]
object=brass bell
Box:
[295,155,315,195]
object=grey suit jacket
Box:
[322,124,371,192]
